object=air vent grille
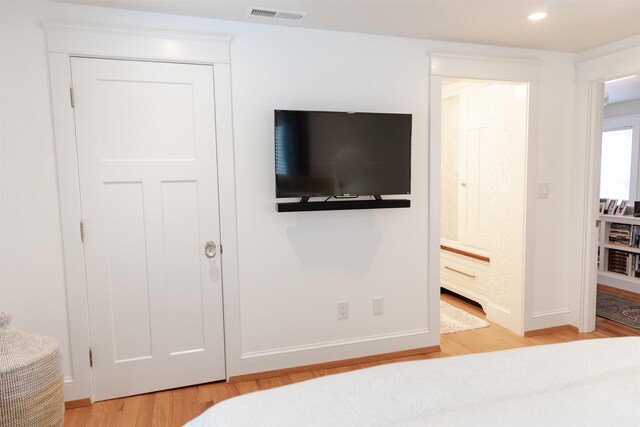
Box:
[250,7,306,21]
[250,8,277,18]
[275,11,305,20]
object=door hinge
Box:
[220,244,223,254]
[80,221,85,242]
[89,348,93,367]
[70,87,75,108]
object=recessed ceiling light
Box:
[527,12,547,21]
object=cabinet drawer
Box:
[440,251,489,295]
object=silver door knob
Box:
[205,241,217,259]
[461,182,467,187]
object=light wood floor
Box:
[65,291,639,426]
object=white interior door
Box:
[71,57,225,401]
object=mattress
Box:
[186,337,640,426]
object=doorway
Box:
[593,75,640,329]
[71,57,226,401]
[429,54,540,337]
[574,41,640,333]
[438,77,529,334]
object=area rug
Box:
[440,301,489,334]
[596,291,640,329]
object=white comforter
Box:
[187,337,640,426]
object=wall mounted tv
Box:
[275,110,412,207]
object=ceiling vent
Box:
[250,7,306,21]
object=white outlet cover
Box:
[337,301,349,320]
[373,297,384,315]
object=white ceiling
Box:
[54,0,640,53]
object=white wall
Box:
[1,0,75,379]
[529,57,577,329]
[230,26,433,360]
[1,0,579,398]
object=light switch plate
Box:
[537,183,549,199]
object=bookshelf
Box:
[598,214,640,293]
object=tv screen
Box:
[275,110,411,198]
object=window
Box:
[600,128,633,200]
[600,115,640,201]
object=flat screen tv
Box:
[275,110,412,198]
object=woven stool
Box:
[0,312,64,426]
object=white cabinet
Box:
[440,248,490,302]
[597,214,640,294]
[439,241,517,331]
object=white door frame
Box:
[44,23,240,401]
[575,45,640,332]
[429,53,540,335]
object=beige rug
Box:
[440,301,489,334]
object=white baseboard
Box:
[229,328,437,378]
[532,307,571,318]
[526,307,571,331]
[63,375,88,402]
[241,328,431,359]
[484,302,512,327]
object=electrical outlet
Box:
[373,297,384,315]
[337,301,349,320]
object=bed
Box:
[186,337,640,426]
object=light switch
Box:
[537,183,549,199]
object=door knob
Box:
[460,182,467,187]
[205,241,217,259]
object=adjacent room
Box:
[1,0,639,425]
[595,75,640,330]
[438,77,528,334]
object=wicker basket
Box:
[0,312,64,426]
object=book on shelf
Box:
[607,249,640,278]
[630,253,640,278]
[607,249,630,275]
[606,223,640,248]
[599,217,640,283]
[608,223,632,246]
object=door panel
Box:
[458,86,494,250]
[98,80,197,160]
[103,181,152,362]
[465,127,481,233]
[71,57,225,401]
[161,180,207,355]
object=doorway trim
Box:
[44,23,239,401]
[575,44,640,332]
[429,53,541,335]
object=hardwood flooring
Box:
[65,292,639,426]
[598,283,640,302]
